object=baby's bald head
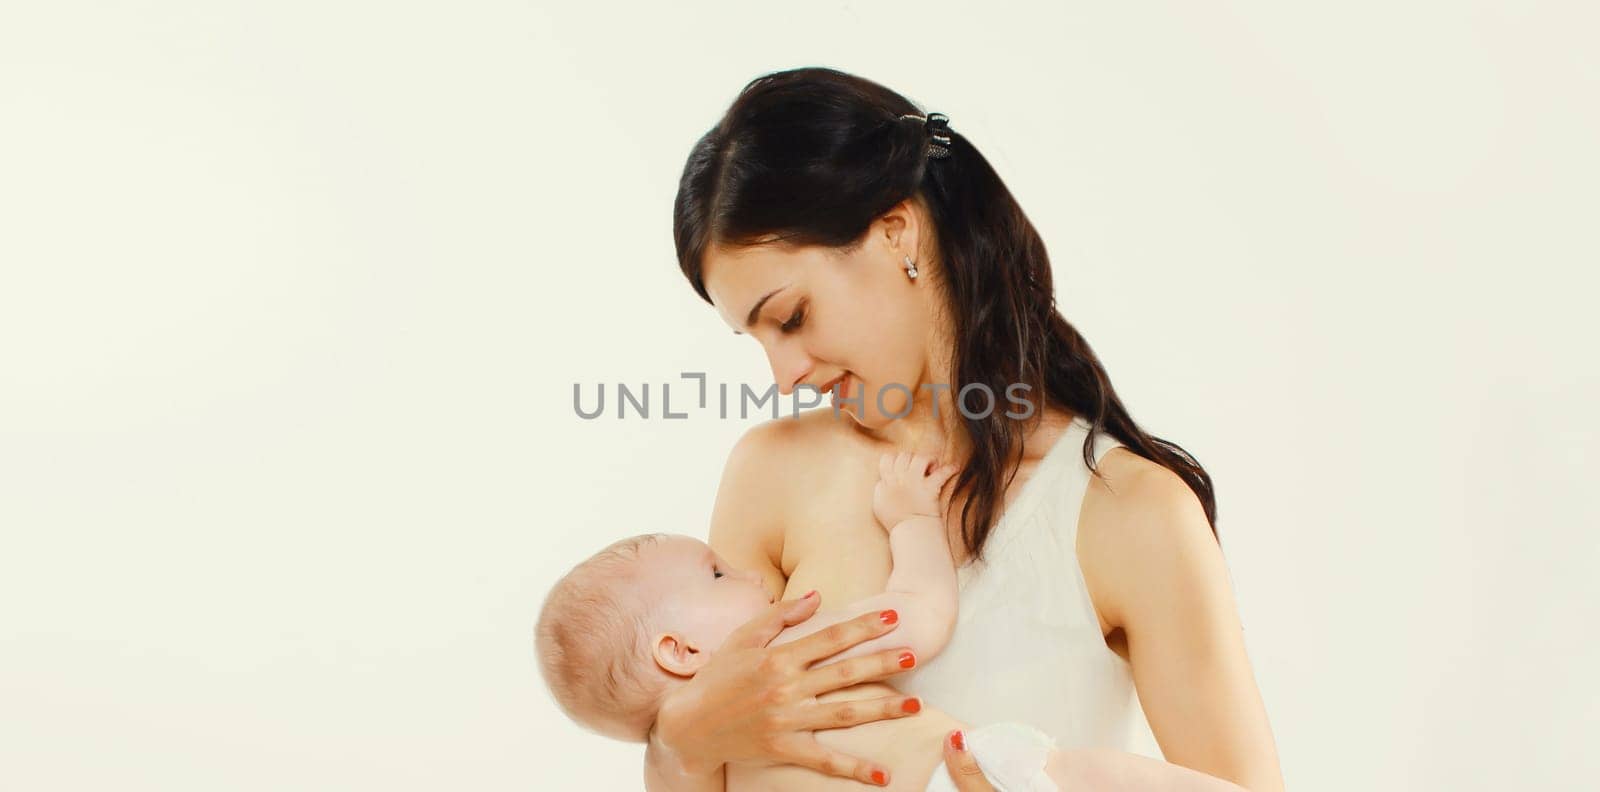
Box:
[533,533,671,743]
[534,533,779,743]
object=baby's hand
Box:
[873,451,958,531]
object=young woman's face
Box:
[700,204,940,429]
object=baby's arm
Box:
[772,452,960,670]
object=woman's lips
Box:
[827,373,852,404]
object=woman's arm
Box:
[1077,458,1286,791]
[937,734,1249,792]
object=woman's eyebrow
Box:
[741,285,790,331]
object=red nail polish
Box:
[898,650,915,669]
[950,730,966,751]
[870,769,887,786]
[901,697,921,714]
[879,609,898,625]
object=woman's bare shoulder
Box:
[1077,447,1214,632]
[719,409,863,488]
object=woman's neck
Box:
[861,334,970,462]
[859,382,1067,467]
[866,388,967,462]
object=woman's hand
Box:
[649,591,924,788]
[939,729,998,791]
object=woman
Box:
[645,67,1284,791]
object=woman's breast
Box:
[776,470,899,605]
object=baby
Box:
[534,452,1067,791]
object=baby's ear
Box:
[651,632,710,677]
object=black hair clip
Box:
[899,111,953,159]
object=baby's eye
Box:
[713,567,724,580]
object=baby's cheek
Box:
[703,610,745,650]
[736,598,766,625]
[726,598,767,633]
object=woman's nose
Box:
[766,343,814,396]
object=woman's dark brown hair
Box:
[673,66,1217,559]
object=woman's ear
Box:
[881,197,928,256]
[651,632,710,677]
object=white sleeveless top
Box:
[896,415,1164,758]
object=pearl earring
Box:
[903,254,918,280]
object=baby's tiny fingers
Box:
[906,453,929,476]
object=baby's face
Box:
[638,535,776,656]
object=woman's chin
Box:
[827,400,863,424]
[841,405,899,430]
[825,402,876,429]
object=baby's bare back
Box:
[724,682,965,792]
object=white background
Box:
[3,2,1597,790]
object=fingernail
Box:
[901,697,921,714]
[803,590,817,599]
[870,769,888,786]
[879,609,898,625]
[898,650,916,669]
[950,730,966,751]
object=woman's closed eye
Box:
[779,302,806,333]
